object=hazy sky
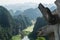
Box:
[0,0,56,5]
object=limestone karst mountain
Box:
[0,6,15,40]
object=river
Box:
[22,36,30,40]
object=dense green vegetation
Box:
[12,35,21,40]
[36,37,46,40]
[0,6,15,40]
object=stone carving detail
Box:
[38,3,59,25]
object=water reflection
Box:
[22,36,30,40]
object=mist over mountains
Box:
[4,3,56,11]
[3,3,57,23]
[3,3,56,19]
[4,3,38,11]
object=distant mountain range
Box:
[4,3,56,11]
[22,8,42,20]
[4,3,38,11]
[3,3,57,21]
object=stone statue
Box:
[38,0,60,40]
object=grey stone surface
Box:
[49,0,60,40]
[38,0,60,40]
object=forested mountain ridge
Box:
[0,6,16,40]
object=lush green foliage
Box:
[12,35,21,40]
[36,37,46,40]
